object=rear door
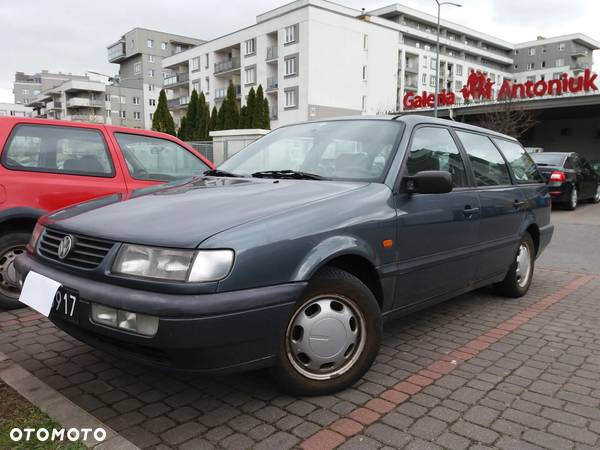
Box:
[578,156,598,198]
[394,125,480,307]
[454,130,525,282]
[108,132,211,192]
[1,123,127,213]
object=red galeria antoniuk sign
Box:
[403,68,599,109]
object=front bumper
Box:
[15,253,306,373]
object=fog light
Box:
[91,304,117,327]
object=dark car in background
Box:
[16,116,553,395]
[530,152,600,210]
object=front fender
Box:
[292,234,378,281]
[0,206,46,225]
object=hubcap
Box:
[515,243,532,288]
[571,188,578,208]
[0,246,25,299]
[285,295,366,380]
[595,185,600,202]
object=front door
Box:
[394,125,480,308]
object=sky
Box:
[2,0,599,103]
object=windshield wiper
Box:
[251,170,325,180]
[204,169,243,178]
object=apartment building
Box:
[13,71,89,106]
[163,0,599,127]
[0,103,32,118]
[107,28,205,129]
[26,77,145,128]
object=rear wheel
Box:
[0,232,30,309]
[271,267,382,396]
[565,186,578,210]
[591,184,600,204]
[494,233,535,298]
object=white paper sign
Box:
[19,271,61,317]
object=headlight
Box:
[112,244,234,282]
[27,223,44,253]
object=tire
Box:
[565,186,578,210]
[0,232,30,310]
[271,267,382,396]
[590,184,600,204]
[494,232,535,298]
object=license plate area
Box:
[52,287,80,324]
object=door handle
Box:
[513,200,525,208]
[463,206,480,217]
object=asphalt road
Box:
[538,203,600,275]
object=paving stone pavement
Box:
[2,265,600,450]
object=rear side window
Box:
[455,131,511,186]
[2,124,113,177]
[406,127,468,187]
[114,133,209,181]
[493,139,543,184]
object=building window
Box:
[148,55,155,63]
[422,56,428,68]
[33,90,40,95]
[455,80,462,91]
[245,38,256,55]
[553,72,561,79]
[149,99,156,106]
[175,45,182,53]
[148,69,155,77]
[528,47,536,56]
[162,71,170,79]
[526,62,534,70]
[284,55,298,77]
[456,64,463,76]
[22,89,29,95]
[422,73,427,85]
[147,39,154,48]
[191,57,200,71]
[119,111,126,119]
[161,42,167,50]
[361,95,366,111]
[430,58,436,70]
[134,111,141,120]
[192,82,200,93]
[148,84,155,92]
[527,75,536,82]
[541,61,546,68]
[134,62,141,74]
[204,54,209,69]
[514,49,519,55]
[556,58,565,67]
[105,94,110,101]
[363,34,368,50]
[284,24,298,44]
[245,66,256,85]
[205,77,210,92]
[119,96,126,104]
[557,42,565,51]
[423,44,431,51]
[429,75,435,87]
[133,97,140,105]
[150,113,153,120]
[362,65,367,81]
[284,87,298,108]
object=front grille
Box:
[38,228,114,270]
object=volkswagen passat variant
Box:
[15,116,553,395]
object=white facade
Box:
[163,0,600,128]
[0,103,32,118]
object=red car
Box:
[0,117,213,308]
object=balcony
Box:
[66,98,104,108]
[266,77,278,92]
[164,72,189,88]
[572,47,589,58]
[68,114,104,123]
[404,64,419,74]
[214,57,241,75]
[47,101,62,110]
[572,62,590,73]
[167,96,189,109]
[266,46,278,62]
[214,85,241,100]
[107,40,126,63]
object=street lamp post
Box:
[434,0,462,118]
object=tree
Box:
[477,100,537,139]
[239,105,248,129]
[244,87,257,129]
[223,81,240,129]
[196,91,209,140]
[186,90,200,140]
[210,105,219,133]
[252,85,265,128]
[262,97,271,130]
[152,89,176,136]
[178,117,188,140]
[217,102,226,130]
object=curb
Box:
[0,351,139,449]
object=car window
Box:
[530,153,566,167]
[3,124,113,177]
[219,120,403,181]
[493,139,544,184]
[114,133,210,182]
[455,131,511,186]
[406,127,468,187]
[564,158,574,169]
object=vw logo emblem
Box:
[57,235,74,260]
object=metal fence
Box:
[186,141,214,163]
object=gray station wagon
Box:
[15,115,553,395]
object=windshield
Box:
[530,153,566,166]
[219,120,403,181]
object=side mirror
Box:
[405,170,453,194]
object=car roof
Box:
[298,114,518,142]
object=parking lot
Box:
[1,205,600,450]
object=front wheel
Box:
[494,233,535,298]
[271,267,382,396]
[0,232,30,309]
